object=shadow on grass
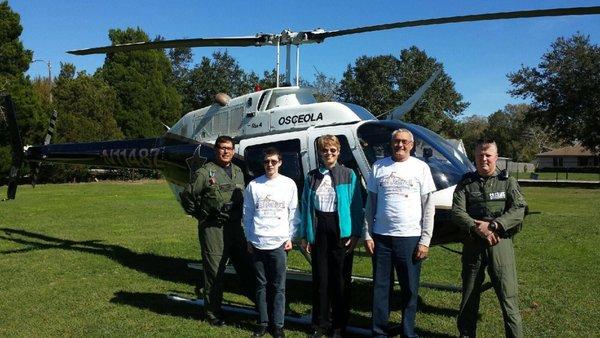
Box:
[0,227,199,286]
[110,291,202,320]
[0,228,310,307]
[417,296,459,318]
[110,291,323,336]
[1,227,459,336]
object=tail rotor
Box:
[31,109,57,186]
[1,95,24,200]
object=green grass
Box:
[1,181,599,337]
[514,171,600,181]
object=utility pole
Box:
[33,59,52,103]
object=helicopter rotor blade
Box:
[308,6,600,41]
[68,35,272,55]
[67,6,600,55]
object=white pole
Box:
[285,44,291,85]
[276,40,280,88]
[296,45,300,86]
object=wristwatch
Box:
[489,221,498,232]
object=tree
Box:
[338,55,399,116]
[0,1,44,179]
[32,63,124,183]
[185,51,256,109]
[508,33,600,153]
[98,27,182,138]
[312,71,340,102]
[457,104,554,162]
[0,1,31,79]
[338,47,469,135]
[53,63,123,143]
[456,115,488,158]
[168,46,194,113]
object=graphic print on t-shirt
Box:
[256,195,286,219]
[315,173,337,212]
[379,172,419,196]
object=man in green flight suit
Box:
[180,135,255,326]
[452,138,527,338]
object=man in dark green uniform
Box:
[180,135,255,326]
[452,138,527,338]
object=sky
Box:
[11,0,600,117]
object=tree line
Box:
[1,2,599,183]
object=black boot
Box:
[252,325,268,337]
[272,327,285,338]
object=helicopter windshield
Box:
[357,121,475,190]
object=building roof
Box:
[537,144,596,157]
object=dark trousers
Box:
[311,211,354,331]
[372,234,421,338]
[198,222,256,319]
[252,243,287,329]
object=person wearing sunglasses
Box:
[243,147,299,338]
[299,135,364,338]
[180,135,256,327]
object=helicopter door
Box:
[241,138,305,193]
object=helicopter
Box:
[5,5,600,241]
[3,6,600,328]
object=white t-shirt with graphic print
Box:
[367,156,435,237]
[315,170,337,212]
[243,174,299,250]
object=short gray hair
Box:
[391,128,414,142]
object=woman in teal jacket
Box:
[299,135,364,337]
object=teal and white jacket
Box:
[299,163,364,244]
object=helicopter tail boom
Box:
[25,138,203,171]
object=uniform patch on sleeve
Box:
[489,191,506,200]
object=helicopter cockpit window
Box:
[314,135,367,204]
[357,122,473,190]
[244,139,304,191]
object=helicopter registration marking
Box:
[278,113,323,125]
[101,148,160,168]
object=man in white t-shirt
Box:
[364,128,436,338]
[243,147,299,338]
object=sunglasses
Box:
[321,148,339,154]
[263,159,280,165]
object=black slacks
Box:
[310,210,354,331]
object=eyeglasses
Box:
[321,148,339,154]
[263,159,280,166]
[392,139,413,145]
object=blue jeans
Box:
[372,235,421,338]
[252,243,287,329]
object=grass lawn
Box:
[514,171,600,181]
[1,181,599,337]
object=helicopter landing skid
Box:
[166,294,371,336]
[187,263,461,292]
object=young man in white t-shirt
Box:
[243,147,299,338]
[364,129,436,338]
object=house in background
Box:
[536,144,600,170]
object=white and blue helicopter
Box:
[4,5,600,333]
